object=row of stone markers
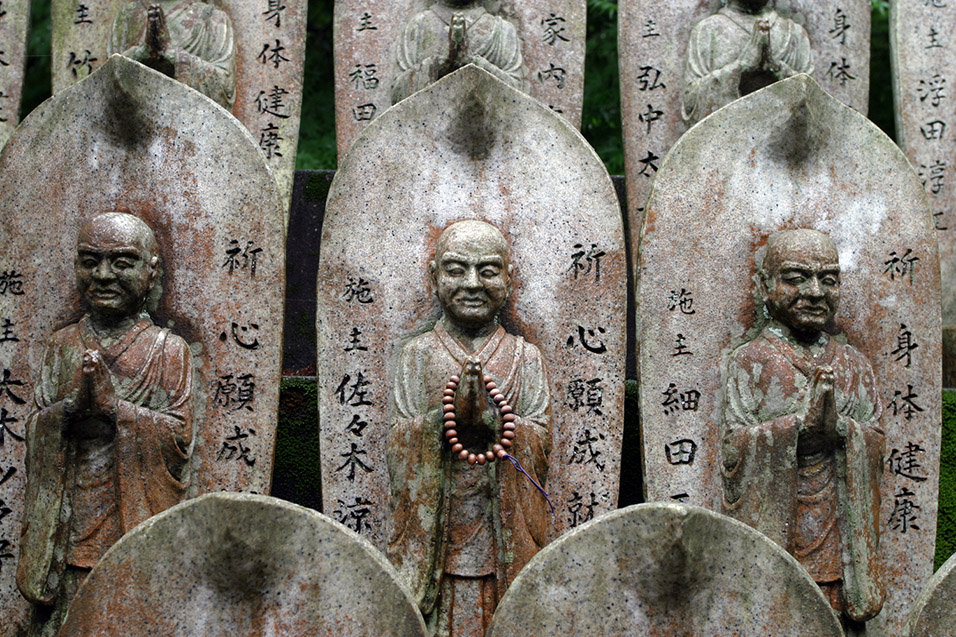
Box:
[0,3,948,637]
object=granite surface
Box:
[904,550,956,636]
[58,493,428,636]
[487,503,844,636]
[0,55,285,632]
[0,1,29,151]
[637,73,940,636]
[333,0,586,159]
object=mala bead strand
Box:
[443,373,515,464]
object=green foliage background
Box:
[16,0,955,570]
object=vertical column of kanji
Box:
[891,0,956,383]
[317,260,390,548]
[513,1,585,130]
[51,0,123,92]
[200,226,285,496]
[0,237,31,633]
[619,1,696,264]
[229,0,306,218]
[0,1,28,151]
[871,236,943,637]
[794,0,870,113]
[333,0,403,160]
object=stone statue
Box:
[17,213,194,636]
[681,0,813,126]
[387,220,551,636]
[721,229,884,630]
[390,0,528,104]
[108,0,236,109]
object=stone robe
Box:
[108,1,236,109]
[721,321,884,622]
[682,7,813,125]
[18,314,193,605]
[387,318,550,631]
[390,5,527,104]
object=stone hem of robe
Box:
[386,323,551,616]
[17,318,192,605]
[721,323,884,621]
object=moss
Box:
[271,377,323,511]
[936,391,956,569]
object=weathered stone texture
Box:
[904,550,956,636]
[488,504,843,636]
[637,74,940,636]
[333,0,585,159]
[0,1,29,151]
[58,493,428,636]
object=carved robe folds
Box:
[18,315,192,603]
[721,321,884,622]
[387,320,550,629]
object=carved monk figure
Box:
[387,220,551,636]
[17,213,194,636]
[682,0,813,125]
[108,0,236,109]
[722,229,884,630]
[390,0,527,104]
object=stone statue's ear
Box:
[149,255,161,282]
[429,260,438,285]
[756,269,770,301]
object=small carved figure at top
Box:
[681,0,813,126]
[387,220,551,635]
[108,1,236,109]
[390,0,528,104]
[17,213,194,636]
[721,229,884,631]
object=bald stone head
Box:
[430,220,513,332]
[758,229,840,338]
[728,0,771,13]
[76,213,161,321]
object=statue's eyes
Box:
[80,258,98,269]
[782,275,805,285]
[480,267,499,278]
[821,276,838,286]
[445,266,465,277]
[113,258,136,270]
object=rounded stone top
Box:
[487,503,843,636]
[905,551,956,636]
[58,493,427,636]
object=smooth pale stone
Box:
[333,0,586,159]
[0,55,284,632]
[50,0,306,216]
[890,1,956,385]
[487,503,843,636]
[317,64,625,548]
[58,493,428,636]
[904,551,956,636]
[619,0,870,263]
[0,1,29,151]
[637,73,940,636]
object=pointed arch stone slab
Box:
[0,55,284,630]
[333,0,586,159]
[619,0,870,262]
[0,1,29,152]
[637,74,940,636]
[904,551,956,637]
[487,503,843,636]
[58,493,428,636]
[317,64,625,550]
[890,1,956,384]
[51,0,307,213]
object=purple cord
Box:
[502,452,554,515]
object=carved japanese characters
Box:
[334,0,586,158]
[16,213,194,636]
[0,56,285,633]
[890,1,956,385]
[0,1,29,152]
[387,220,551,633]
[107,1,236,109]
[390,0,527,104]
[52,0,306,212]
[488,504,843,636]
[682,0,813,126]
[722,229,884,629]
[57,494,429,636]
[637,74,940,636]
[317,66,626,628]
